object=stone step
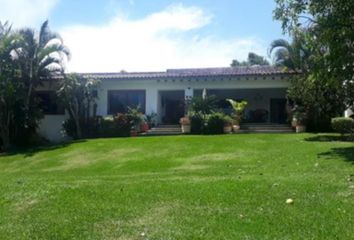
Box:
[237,129,294,133]
[156,125,180,128]
[150,128,181,132]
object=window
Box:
[108,90,146,114]
[36,91,64,115]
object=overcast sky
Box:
[0,0,286,72]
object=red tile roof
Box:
[81,66,296,80]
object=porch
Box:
[157,88,289,125]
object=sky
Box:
[0,0,286,72]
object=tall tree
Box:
[0,21,18,150]
[231,52,269,67]
[14,20,70,135]
[274,0,354,110]
[57,73,100,139]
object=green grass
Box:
[0,134,353,239]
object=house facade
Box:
[38,66,295,142]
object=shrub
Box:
[100,114,133,137]
[190,114,204,134]
[206,112,226,134]
[63,114,133,139]
[331,117,354,135]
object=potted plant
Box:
[223,115,233,133]
[145,112,157,128]
[140,121,149,132]
[180,116,191,133]
[292,106,307,133]
[127,106,144,132]
[227,99,248,131]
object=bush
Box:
[206,112,226,134]
[331,117,354,135]
[190,114,204,134]
[63,114,133,139]
[99,114,133,137]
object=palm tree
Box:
[0,21,20,149]
[14,20,70,127]
[268,33,310,71]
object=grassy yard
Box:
[0,134,353,239]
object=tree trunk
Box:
[0,126,11,151]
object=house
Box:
[37,66,296,141]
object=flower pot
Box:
[223,125,232,133]
[140,123,149,132]
[296,125,306,133]
[130,130,138,137]
[232,125,240,132]
[181,124,191,133]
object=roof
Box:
[80,66,296,80]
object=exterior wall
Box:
[36,75,291,142]
[38,114,69,142]
[345,109,353,118]
[96,75,291,123]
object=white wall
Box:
[38,114,69,142]
[96,75,291,118]
[345,109,353,118]
[37,75,291,142]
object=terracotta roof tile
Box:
[80,66,296,80]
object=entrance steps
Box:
[240,124,294,133]
[145,125,182,136]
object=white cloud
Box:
[0,0,59,27]
[61,4,267,73]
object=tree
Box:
[274,0,354,110]
[14,20,70,138]
[231,52,270,67]
[0,21,19,150]
[57,73,100,139]
[269,33,310,71]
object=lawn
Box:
[0,134,353,239]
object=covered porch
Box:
[156,88,289,125]
[193,88,289,124]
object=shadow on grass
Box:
[318,146,354,164]
[0,140,87,158]
[305,135,353,142]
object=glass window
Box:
[36,91,64,115]
[108,90,146,114]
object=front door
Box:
[270,99,287,124]
[160,90,185,124]
[164,99,185,124]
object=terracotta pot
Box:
[140,123,149,132]
[232,125,240,132]
[223,125,232,133]
[181,124,191,133]
[296,125,306,133]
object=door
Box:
[270,99,287,124]
[164,99,185,124]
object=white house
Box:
[38,66,296,141]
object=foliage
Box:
[0,20,69,150]
[127,106,144,129]
[274,0,354,113]
[190,114,204,134]
[100,114,133,137]
[144,112,157,128]
[231,52,270,67]
[189,95,217,116]
[63,114,133,139]
[331,117,354,136]
[58,73,100,139]
[226,99,248,125]
[205,112,226,134]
